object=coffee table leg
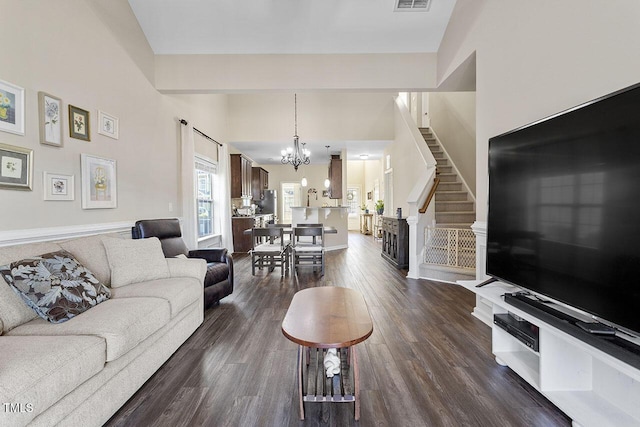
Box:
[298,345,305,420]
[352,345,360,421]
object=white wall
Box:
[438,0,640,221]
[0,0,228,231]
[429,92,476,195]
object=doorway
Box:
[281,182,302,224]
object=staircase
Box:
[419,127,476,282]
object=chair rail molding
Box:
[0,221,137,247]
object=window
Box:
[195,157,217,238]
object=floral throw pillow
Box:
[0,250,111,324]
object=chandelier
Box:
[281,94,310,171]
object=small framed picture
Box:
[0,79,25,135]
[43,172,74,201]
[69,105,90,141]
[97,110,119,139]
[81,153,117,209]
[0,142,33,190]
[38,92,63,147]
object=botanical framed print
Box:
[43,172,74,201]
[0,79,25,135]
[38,92,63,147]
[69,105,90,141]
[97,110,118,139]
[81,154,116,209]
[0,143,32,190]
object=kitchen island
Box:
[291,207,348,251]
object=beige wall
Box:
[227,93,395,142]
[0,0,227,231]
[438,0,640,221]
[155,53,438,92]
[385,106,431,215]
[429,92,476,195]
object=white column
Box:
[470,221,492,326]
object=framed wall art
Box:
[97,110,119,139]
[80,154,117,209]
[38,92,63,147]
[0,79,25,135]
[0,143,32,190]
[43,172,74,201]
[69,105,90,141]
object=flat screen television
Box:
[487,82,640,336]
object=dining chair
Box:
[295,223,323,244]
[267,223,293,261]
[291,226,325,276]
[250,227,289,276]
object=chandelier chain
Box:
[281,93,310,171]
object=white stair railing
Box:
[424,226,476,270]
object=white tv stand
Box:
[459,280,640,427]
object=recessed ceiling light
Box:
[359,154,369,160]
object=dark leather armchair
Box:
[132,218,233,309]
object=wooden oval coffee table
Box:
[282,287,373,420]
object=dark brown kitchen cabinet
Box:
[230,154,252,198]
[251,167,269,200]
[232,217,254,253]
[328,155,342,199]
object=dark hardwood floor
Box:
[105,232,571,427]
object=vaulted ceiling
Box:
[128,0,457,55]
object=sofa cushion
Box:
[0,250,111,324]
[102,237,170,287]
[59,235,112,286]
[167,257,207,282]
[109,277,202,318]
[0,335,106,427]
[0,242,62,333]
[7,297,170,362]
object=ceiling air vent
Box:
[394,0,432,12]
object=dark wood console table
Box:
[380,217,409,269]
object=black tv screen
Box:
[487,83,640,336]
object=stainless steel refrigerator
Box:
[256,190,277,220]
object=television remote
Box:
[575,321,616,335]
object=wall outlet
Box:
[168,202,173,212]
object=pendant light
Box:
[324,145,331,188]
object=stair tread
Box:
[437,210,476,214]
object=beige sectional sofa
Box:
[0,234,206,427]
